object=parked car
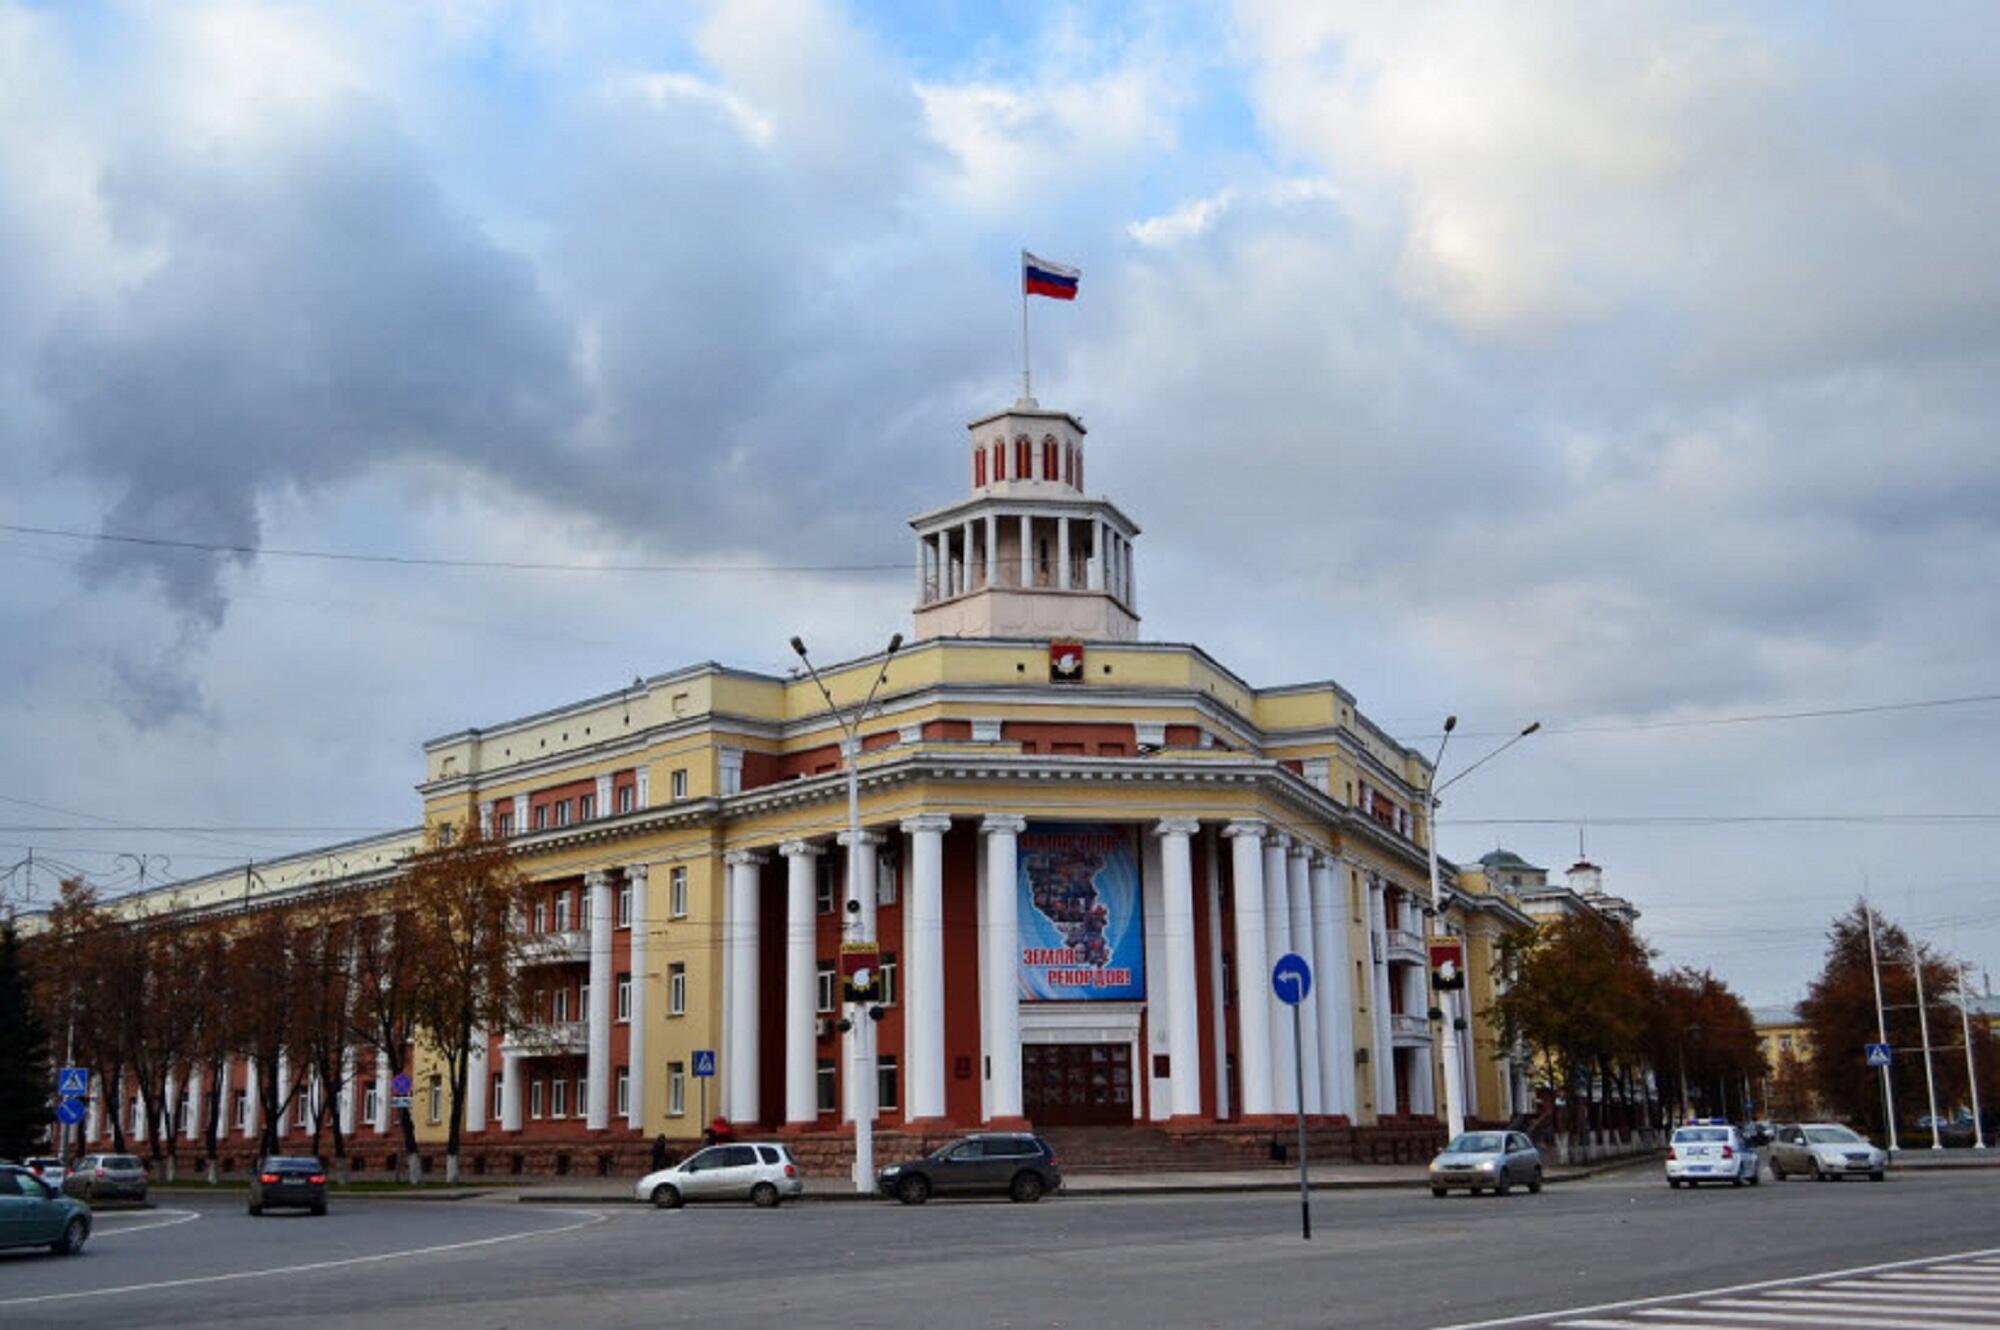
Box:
[1739,1122,1774,1149]
[64,1154,147,1202]
[0,1164,91,1256]
[1427,1131,1544,1197]
[249,1156,328,1216]
[23,1157,68,1190]
[1666,1122,1759,1188]
[878,1133,1062,1204]
[1768,1123,1886,1181]
[633,1143,802,1209]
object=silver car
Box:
[632,1143,803,1209]
[1768,1123,1886,1182]
[1428,1131,1544,1197]
[64,1154,147,1202]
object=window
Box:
[1015,436,1031,477]
[532,804,547,831]
[557,890,574,931]
[579,982,589,1019]
[552,1078,567,1118]
[295,1093,311,1128]
[670,866,688,919]
[616,879,631,927]
[974,449,987,487]
[817,1059,837,1114]
[667,1062,686,1116]
[876,857,897,907]
[1064,441,1076,485]
[438,821,455,846]
[1779,1034,1793,1053]
[617,973,632,1022]
[533,901,547,933]
[491,1074,504,1122]
[669,963,686,1016]
[362,1082,378,1125]
[428,1074,443,1124]
[879,953,898,1007]
[878,1055,900,1112]
[530,1079,544,1119]
[616,1068,630,1117]
[580,889,591,928]
[671,768,688,801]
[554,800,572,828]
[575,1076,587,1115]
[816,963,836,1014]
[496,810,514,837]
[579,792,595,821]
[232,1090,248,1129]
[991,440,1005,480]
[616,784,635,814]
[816,858,834,914]
[554,986,571,1022]
[1042,437,1058,479]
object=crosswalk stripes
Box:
[1544,1253,2000,1329]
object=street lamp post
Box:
[790,632,903,1194]
[1956,962,1988,1151]
[1424,716,1540,1141]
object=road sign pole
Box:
[1864,900,1900,1154]
[1293,1004,1310,1241]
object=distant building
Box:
[1458,849,1641,928]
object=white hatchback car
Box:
[634,1143,803,1209]
[1666,1123,1760,1188]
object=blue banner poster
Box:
[1018,823,1146,1001]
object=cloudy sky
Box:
[4,0,1997,1008]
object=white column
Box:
[1262,833,1296,1114]
[725,850,767,1124]
[1155,819,1203,1119]
[1018,513,1033,587]
[902,815,951,1121]
[1287,845,1323,1116]
[915,533,929,603]
[985,515,999,588]
[465,1035,489,1133]
[500,1051,524,1131]
[274,1053,289,1136]
[626,864,649,1131]
[780,841,823,1127]
[1225,821,1273,1116]
[215,1056,234,1143]
[163,1069,178,1141]
[242,1057,260,1138]
[982,815,1026,1121]
[1204,831,1230,1121]
[585,869,614,1130]
[338,1046,357,1134]
[1311,853,1353,1118]
[183,1065,202,1141]
[962,519,976,588]
[372,1050,391,1133]
[1368,878,1396,1113]
[1057,517,1072,590]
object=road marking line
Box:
[0,1206,607,1307]
[1635,1309,2000,1330]
[1718,1300,2000,1322]
[1777,1292,2000,1309]
[91,1209,202,1237]
[1430,1245,2000,1330]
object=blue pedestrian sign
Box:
[1865,1042,1892,1068]
[692,1049,717,1078]
[55,1097,86,1127]
[1272,953,1312,1006]
[58,1067,88,1097]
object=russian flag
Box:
[1023,251,1080,301]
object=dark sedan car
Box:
[249,1156,328,1216]
[878,1133,1062,1204]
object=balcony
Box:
[502,1021,589,1057]
[520,929,587,967]
[1384,927,1425,965]
[1390,1012,1433,1046]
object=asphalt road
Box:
[1,1168,1995,1329]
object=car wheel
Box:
[650,1183,683,1210]
[311,1202,327,1216]
[1870,1170,1885,1182]
[1430,1186,1448,1199]
[1494,1179,1511,1197]
[1770,1164,1785,1181]
[1668,1179,1682,1189]
[750,1182,781,1209]
[1528,1169,1543,1195]
[1010,1172,1045,1204]
[51,1217,88,1257]
[1810,1160,1825,1182]
[896,1174,930,1206]
[1749,1168,1760,1187]
[248,1202,262,1216]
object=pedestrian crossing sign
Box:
[1865,1041,1892,1067]
[58,1067,88,1097]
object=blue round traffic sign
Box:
[55,1097,87,1126]
[1272,953,1312,1005]
[391,1072,414,1096]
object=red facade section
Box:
[1001,721,1136,756]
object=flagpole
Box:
[1020,258,1032,402]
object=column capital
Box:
[1267,830,1293,851]
[778,838,825,859]
[1152,817,1200,839]
[1288,840,1313,862]
[723,848,769,868]
[624,863,649,884]
[900,814,952,836]
[1310,849,1339,870]
[1222,818,1267,842]
[584,869,612,889]
[980,814,1027,836]
[835,829,885,848]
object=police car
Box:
[1665,1121,1760,1188]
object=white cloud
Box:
[614,71,775,146]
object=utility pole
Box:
[1913,945,1942,1151]
[1955,962,1987,1151]
[1864,900,1900,1153]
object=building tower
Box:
[909,399,1141,642]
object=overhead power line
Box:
[1402,691,2000,741]
[0,521,906,576]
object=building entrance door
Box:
[1023,1043,1132,1126]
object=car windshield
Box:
[1804,1127,1863,1145]
[1446,1133,1506,1153]
[105,1155,142,1169]
[1674,1128,1728,1143]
